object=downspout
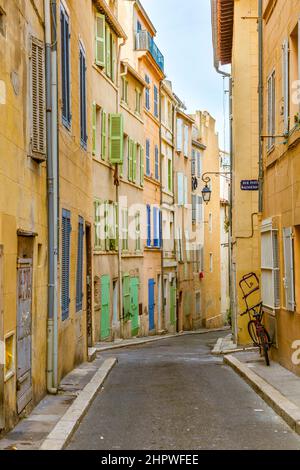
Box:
[258,0,263,213]
[45,0,58,394]
[159,81,165,331]
[116,38,126,338]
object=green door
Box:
[101,275,110,340]
[130,277,139,336]
[170,285,177,326]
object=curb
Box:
[224,354,300,435]
[96,327,231,352]
[39,357,117,450]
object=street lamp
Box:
[201,172,230,205]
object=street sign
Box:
[240,180,259,191]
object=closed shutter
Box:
[184,176,188,205]
[154,85,158,118]
[283,227,295,311]
[184,125,189,156]
[111,35,116,83]
[104,201,109,251]
[109,114,124,163]
[197,195,203,223]
[62,209,71,320]
[147,204,151,247]
[80,44,87,147]
[76,217,84,312]
[95,13,105,66]
[145,75,150,110]
[60,6,71,126]
[132,142,137,182]
[176,119,182,151]
[282,39,289,135]
[101,110,106,159]
[177,172,184,206]
[140,147,144,186]
[31,37,46,155]
[153,207,158,247]
[191,150,196,176]
[94,199,102,250]
[168,158,172,192]
[92,102,97,155]
[192,195,197,223]
[197,151,202,177]
[128,139,133,181]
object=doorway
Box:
[85,224,93,348]
[148,279,155,332]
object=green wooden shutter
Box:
[109,114,124,164]
[106,26,111,77]
[104,201,110,251]
[123,275,130,321]
[132,142,137,183]
[140,147,144,186]
[95,13,105,67]
[128,139,133,181]
[101,275,110,339]
[101,110,106,159]
[92,102,97,155]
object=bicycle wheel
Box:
[248,320,260,346]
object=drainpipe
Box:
[258,0,263,213]
[116,39,126,339]
[45,0,58,394]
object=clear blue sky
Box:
[142,0,230,151]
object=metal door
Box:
[17,259,33,414]
[148,279,155,331]
[130,278,139,336]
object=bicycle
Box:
[239,273,271,366]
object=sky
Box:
[142,0,230,151]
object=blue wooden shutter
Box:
[154,85,158,118]
[62,209,71,320]
[76,217,84,312]
[80,44,87,148]
[147,204,151,247]
[60,5,71,127]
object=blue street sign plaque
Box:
[240,180,259,191]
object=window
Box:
[76,217,84,312]
[95,14,116,82]
[123,275,130,320]
[104,202,118,251]
[267,70,276,150]
[92,103,101,158]
[101,110,107,159]
[122,208,128,251]
[5,333,15,381]
[80,43,87,149]
[155,145,159,180]
[62,209,71,320]
[192,195,197,224]
[145,75,150,110]
[95,13,105,67]
[209,213,212,233]
[0,8,6,37]
[60,4,71,127]
[147,205,151,247]
[167,158,172,192]
[122,77,129,104]
[154,85,159,118]
[140,146,144,186]
[31,37,46,156]
[177,172,184,206]
[197,151,202,177]
[153,207,161,248]
[184,176,188,205]
[168,101,172,129]
[146,139,150,176]
[176,118,182,151]
[135,88,142,114]
[137,20,142,32]
[290,23,299,123]
[191,149,196,176]
[197,196,203,224]
[135,211,141,252]
[283,227,295,311]
[282,38,289,135]
[209,253,213,273]
[94,199,104,250]
[261,219,280,310]
[128,139,137,182]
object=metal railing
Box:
[135,30,164,73]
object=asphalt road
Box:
[67,331,300,450]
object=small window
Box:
[135,88,142,114]
[80,43,87,149]
[146,139,151,176]
[122,77,129,104]
[0,8,6,37]
[92,103,102,158]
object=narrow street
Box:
[67,332,300,450]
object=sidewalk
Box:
[95,326,231,352]
[225,351,300,435]
[212,333,258,355]
[0,356,116,450]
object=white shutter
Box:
[192,195,197,223]
[177,172,184,206]
[31,37,46,155]
[197,195,203,223]
[184,176,188,205]
[184,125,189,156]
[261,219,280,310]
[176,118,182,151]
[283,227,295,311]
[282,39,289,135]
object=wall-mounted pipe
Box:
[258,0,264,213]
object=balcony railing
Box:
[135,30,164,73]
